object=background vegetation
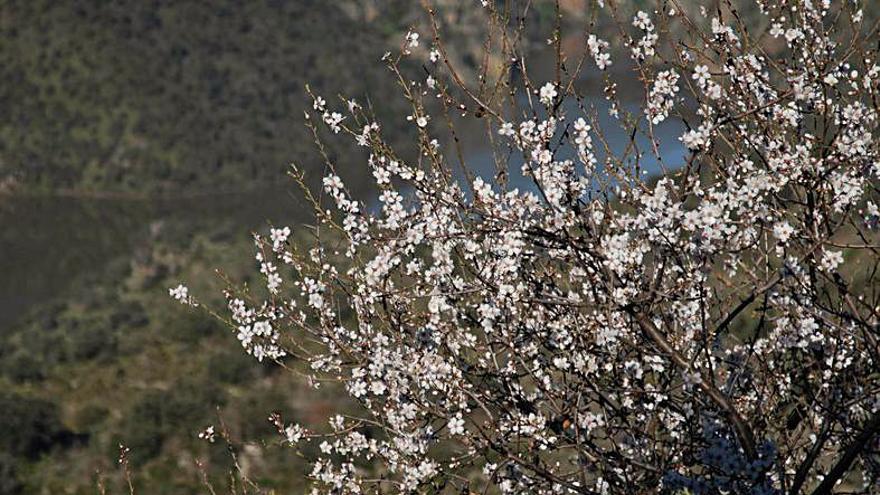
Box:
[0,0,420,195]
[0,0,424,492]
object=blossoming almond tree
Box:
[175,1,880,493]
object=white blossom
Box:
[539,82,557,106]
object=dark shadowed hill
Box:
[0,0,413,194]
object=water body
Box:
[459,95,686,192]
[0,73,686,333]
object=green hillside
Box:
[0,199,343,493]
[0,0,409,194]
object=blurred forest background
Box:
[0,1,444,492]
[0,0,787,493]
